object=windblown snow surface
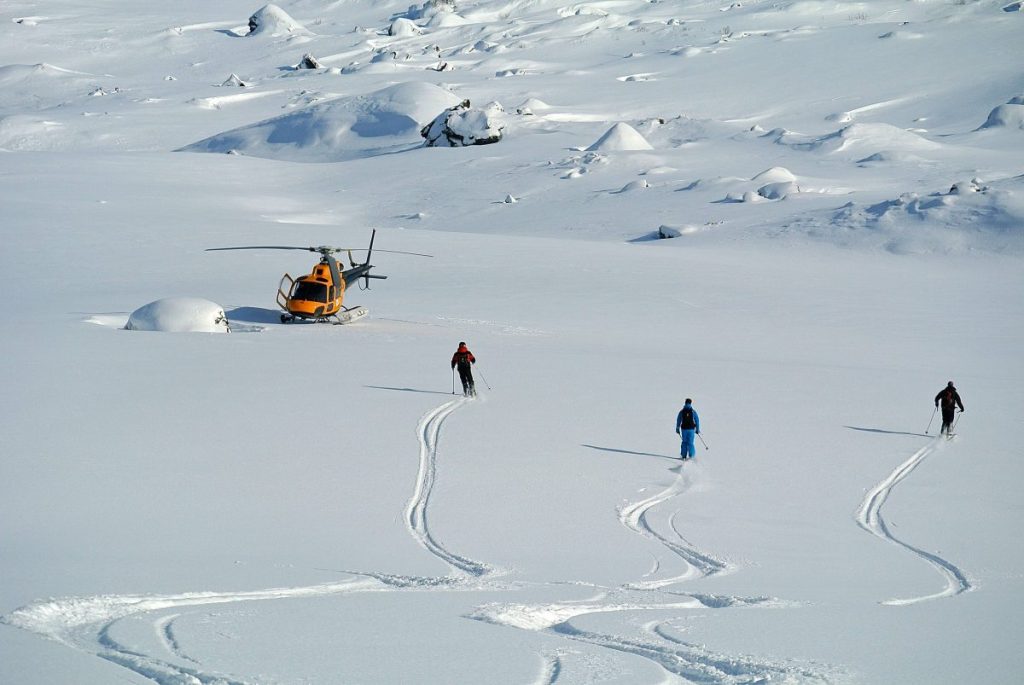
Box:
[1,1,1022,684]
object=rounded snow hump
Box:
[126,298,229,333]
[586,123,653,152]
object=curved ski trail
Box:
[1,398,493,684]
[855,438,971,605]
[469,595,834,684]
[467,461,835,682]
[406,397,492,578]
[1,576,386,685]
[619,466,730,588]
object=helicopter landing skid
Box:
[278,306,368,325]
[330,306,368,325]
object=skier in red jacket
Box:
[451,342,477,396]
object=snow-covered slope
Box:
[1,2,1022,684]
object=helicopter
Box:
[207,229,431,324]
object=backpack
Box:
[679,406,696,430]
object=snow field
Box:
[2,0,1023,683]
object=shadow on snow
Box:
[581,444,677,461]
[844,425,931,438]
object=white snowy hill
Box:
[1,1,1022,684]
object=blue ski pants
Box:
[679,429,696,458]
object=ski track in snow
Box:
[0,398,493,685]
[855,437,972,605]
[465,460,838,683]
[619,467,732,588]
[1,397,833,683]
[405,397,493,578]
[1,577,389,685]
[469,594,834,684]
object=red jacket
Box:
[451,345,475,369]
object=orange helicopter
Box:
[207,230,431,324]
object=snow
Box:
[184,82,462,161]
[125,298,230,333]
[246,4,309,38]
[1,1,1023,684]
[586,122,654,151]
[420,99,506,147]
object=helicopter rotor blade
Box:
[205,246,320,252]
[346,248,434,257]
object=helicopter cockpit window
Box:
[292,281,329,303]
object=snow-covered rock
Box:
[757,181,800,200]
[389,18,422,37]
[406,0,458,20]
[247,4,309,37]
[979,96,1024,130]
[295,53,323,70]
[125,298,229,333]
[586,123,653,151]
[183,82,462,161]
[751,166,797,184]
[421,100,506,147]
[617,179,650,193]
[220,73,249,87]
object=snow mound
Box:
[125,298,229,333]
[615,179,649,193]
[0,62,97,111]
[789,123,939,156]
[586,122,653,151]
[406,0,458,20]
[657,224,703,238]
[247,4,310,37]
[757,181,800,200]
[220,73,249,87]
[978,96,1024,130]
[517,97,551,114]
[751,166,797,183]
[421,100,506,147]
[828,176,1024,254]
[182,82,462,161]
[389,18,422,37]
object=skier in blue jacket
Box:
[675,399,700,460]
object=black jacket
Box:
[935,386,964,411]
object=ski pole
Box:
[452,367,457,395]
[925,405,937,434]
[697,433,709,450]
[476,367,492,390]
[952,409,963,433]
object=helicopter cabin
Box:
[292,280,330,303]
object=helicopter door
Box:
[277,274,295,311]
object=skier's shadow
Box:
[582,444,677,461]
[844,426,931,438]
[366,385,454,396]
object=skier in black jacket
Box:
[934,381,964,436]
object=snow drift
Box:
[247,4,310,38]
[586,122,653,151]
[125,298,229,333]
[181,82,462,161]
[978,96,1024,131]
